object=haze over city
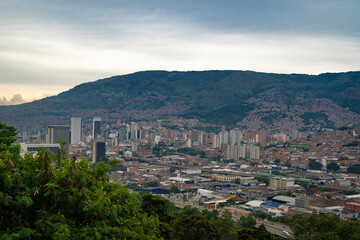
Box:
[0,0,359,103]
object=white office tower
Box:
[226,144,239,160]
[130,122,138,140]
[249,146,260,160]
[213,135,221,148]
[229,129,242,145]
[219,131,229,145]
[198,131,206,145]
[92,117,101,138]
[71,117,82,145]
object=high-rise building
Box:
[213,134,221,148]
[92,117,101,138]
[46,125,70,150]
[129,122,139,140]
[226,144,259,160]
[219,131,229,145]
[118,125,128,142]
[229,128,242,145]
[249,146,260,160]
[70,117,82,145]
[198,131,206,145]
[92,136,106,164]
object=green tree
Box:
[144,181,160,188]
[0,123,161,239]
[174,215,220,240]
[308,160,323,170]
[182,206,200,216]
[327,162,340,172]
[285,160,292,167]
[237,224,271,240]
[141,194,173,239]
[272,170,281,175]
[170,186,180,194]
[255,176,269,185]
[274,159,281,165]
[347,164,360,174]
[0,122,17,148]
[238,215,256,229]
[215,210,237,240]
[291,211,360,240]
[201,209,219,221]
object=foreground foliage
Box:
[291,212,360,240]
[0,123,161,239]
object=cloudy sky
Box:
[0,0,359,103]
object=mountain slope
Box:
[1,70,360,132]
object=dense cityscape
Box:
[15,115,360,238]
[1,1,360,239]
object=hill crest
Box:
[1,70,360,132]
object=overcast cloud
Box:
[0,0,359,102]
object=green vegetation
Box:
[177,148,206,157]
[291,211,360,239]
[124,157,149,164]
[237,224,271,240]
[144,181,160,188]
[223,159,235,163]
[151,147,207,158]
[285,160,292,167]
[170,186,180,194]
[347,164,360,174]
[344,141,360,147]
[255,175,269,185]
[174,215,220,240]
[289,144,311,151]
[238,215,257,229]
[274,159,281,165]
[327,162,340,171]
[257,172,319,183]
[308,160,323,170]
[0,123,161,239]
[278,190,294,197]
[300,112,334,128]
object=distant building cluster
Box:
[15,115,360,222]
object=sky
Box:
[0,0,359,104]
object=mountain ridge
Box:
[1,70,360,132]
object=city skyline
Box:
[0,0,360,102]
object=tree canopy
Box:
[326,162,340,171]
[0,122,161,239]
[291,211,360,240]
[347,164,360,174]
[308,160,323,170]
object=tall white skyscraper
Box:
[71,117,82,145]
[219,131,229,145]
